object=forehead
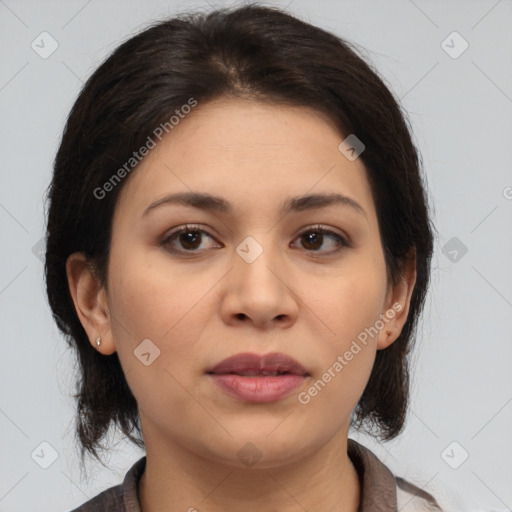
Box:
[114,98,376,223]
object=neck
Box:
[138,426,360,512]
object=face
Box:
[70,98,413,469]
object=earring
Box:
[95,337,101,347]
[386,331,391,337]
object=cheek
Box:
[298,250,386,403]
[105,253,216,420]
[311,250,388,345]
[106,245,218,370]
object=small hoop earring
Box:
[95,337,101,347]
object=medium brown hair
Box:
[44,3,435,469]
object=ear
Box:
[377,248,417,350]
[66,252,117,355]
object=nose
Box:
[219,238,299,330]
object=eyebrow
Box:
[142,191,367,219]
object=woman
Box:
[45,4,469,511]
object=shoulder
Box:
[348,439,441,510]
[68,456,146,512]
[396,476,445,511]
[395,471,488,512]
[348,439,484,512]
[68,484,124,511]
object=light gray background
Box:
[1,0,511,510]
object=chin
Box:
[198,429,322,470]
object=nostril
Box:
[236,313,246,320]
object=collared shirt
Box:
[69,439,444,511]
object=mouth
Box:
[206,352,309,403]
[213,370,300,376]
[206,351,309,377]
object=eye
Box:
[160,224,221,254]
[291,225,350,254]
[160,224,350,256]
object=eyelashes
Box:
[160,224,351,256]
[161,225,222,254]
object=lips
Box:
[206,352,309,377]
[206,352,310,402]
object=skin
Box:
[67,97,416,512]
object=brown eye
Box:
[301,231,324,250]
[177,230,202,250]
[161,225,221,254]
[293,226,350,254]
